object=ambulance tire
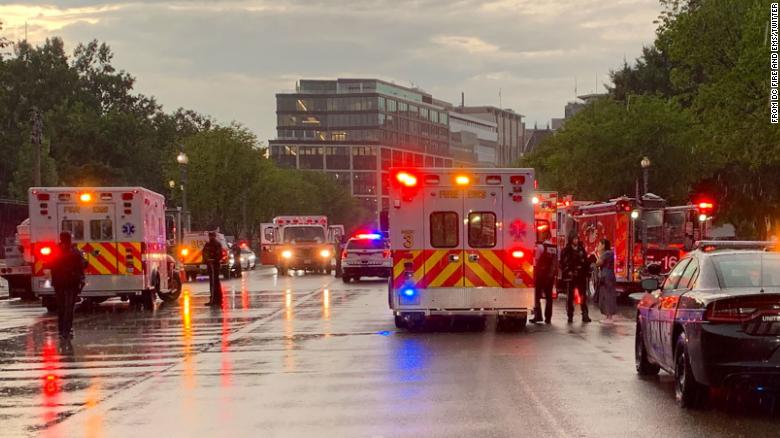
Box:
[342,275,351,283]
[42,297,57,313]
[159,275,182,303]
[405,315,426,331]
[497,316,527,332]
[141,289,156,310]
[394,315,407,329]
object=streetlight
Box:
[640,156,651,195]
[177,148,189,231]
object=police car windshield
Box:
[283,226,325,243]
[712,253,780,288]
[347,238,387,250]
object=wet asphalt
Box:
[0,269,778,438]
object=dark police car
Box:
[635,241,780,408]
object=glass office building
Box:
[269,79,454,218]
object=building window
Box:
[381,197,390,211]
[326,146,350,170]
[414,154,424,167]
[420,107,428,119]
[468,212,497,248]
[387,99,397,112]
[298,146,323,169]
[381,148,392,170]
[353,146,377,170]
[357,197,379,216]
[331,131,347,141]
[271,145,297,168]
[425,155,434,167]
[378,96,386,111]
[392,150,403,167]
[430,212,459,248]
[381,172,389,195]
[353,172,377,195]
[331,172,352,188]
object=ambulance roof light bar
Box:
[455,175,470,186]
[79,192,93,203]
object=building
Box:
[448,111,499,167]
[269,79,454,218]
[523,123,555,154]
[455,106,525,166]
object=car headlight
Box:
[281,250,293,259]
[320,249,331,258]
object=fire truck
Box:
[259,216,344,275]
[388,168,536,331]
[178,230,230,282]
[29,187,179,311]
[572,194,713,294]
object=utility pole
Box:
[30,106,43,186]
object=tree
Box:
[521,96,701,204]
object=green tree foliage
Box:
[523,96,699,203]
[523,0,779,238]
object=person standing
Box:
[596,238,617,324]
[560,235,591,323]
[49,231,85,340]
[231,242,243,278]
[203,231,224,307]
[531,229,558,324]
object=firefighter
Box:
[231,242,243,278]
[49,231,85,340]
[531,229,558,324]
[203,231,223,307]
[560,235,591,323]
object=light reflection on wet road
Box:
[0,269,778,437]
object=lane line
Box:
[45,280,331,432]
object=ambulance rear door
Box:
[59,202,119,276]
[422,185,464,288]
[463,184,503,287]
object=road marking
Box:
[45,281,330,432]
[512,364,573,438]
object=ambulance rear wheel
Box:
[141,289,156,310]
[159,275,182,303]
[394,315,407,329]
[342,275,351,283]
[42,297,57,313]
[497,316,527,332]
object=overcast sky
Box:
[2,0,662,142]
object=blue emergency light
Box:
[402,288,416,297]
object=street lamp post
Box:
[640,156,651,196]
[177,149,189,231]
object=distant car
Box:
[635,241,780,408]
[229,247,257,275]
[341,234,391,283]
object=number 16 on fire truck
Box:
[388,168,536,331]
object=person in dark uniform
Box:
[203,231,224,307]
[49,231,85,339]
[560,235,591,323]
[231,242,243,278]
[531,229,558,324]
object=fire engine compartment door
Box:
[463,187,504,287]
[423,187,464,288]
[58,203,119,275]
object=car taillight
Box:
[383,249,391,258]
[341,249,348,260]
[704,296,780,323]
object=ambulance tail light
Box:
[486,175,501,185]
[383,249,391,259]
[36,193,50,201]
[395,171,418,187]
[341,249,348,260]
[424,175,440,185]
[122,193,134,201]
[35,242,56,260]
[100,193,113,201]
[512,250,525,259]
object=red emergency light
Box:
[396,171,418,187]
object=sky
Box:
[2,0,662,142]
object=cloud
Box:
[3,0,662,140]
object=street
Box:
[0,269,777,438]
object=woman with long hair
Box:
[595,238,617,323]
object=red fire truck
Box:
[572,194,713,294]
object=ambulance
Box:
[259,216,344,274]
[388,168,536,331]
[178,230,229,282]
[29,187,177,311]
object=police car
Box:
[341,233,392,283]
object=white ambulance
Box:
[29,187,178,311]
[388,168,537,331]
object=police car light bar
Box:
[356,233,382,240]
[695,240,776,252]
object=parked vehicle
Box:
[636,240,780,408]
[341,233,391,283]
